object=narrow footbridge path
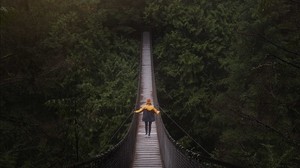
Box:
[69,32,241,168]
[132,32,163,168]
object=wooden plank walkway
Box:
[132,32,163,168]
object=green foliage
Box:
[1,0,140,167]
[146,0,300,167]
[1,0,299,167]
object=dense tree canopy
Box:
[1,0,141,167]
[1,0,299,167]
[145,0,300,167]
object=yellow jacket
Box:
[135,104,160,114]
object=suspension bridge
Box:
[69,32,241,168]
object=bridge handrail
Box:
[148,32,202,167]
[148,31,242,168]
[67,33,144,168]
[67,112,138,168]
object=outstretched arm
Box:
[134,106,144,113]
[153,107,160,114]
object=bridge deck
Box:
[132,32,163,168]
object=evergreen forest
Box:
[1,0,299,167]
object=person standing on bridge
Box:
[135,98,160,137]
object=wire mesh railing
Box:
[67,112,138,168]
[149,31,242,168]
[67,32,144,168]
[149,32,202,168]
[155,109,242,168]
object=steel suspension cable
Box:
[159,107,213,157]
[108,107,135,144]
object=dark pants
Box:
[145,121,152,136]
